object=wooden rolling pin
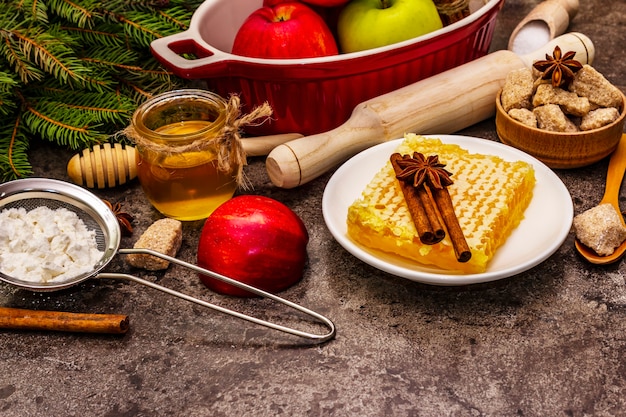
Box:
[266,32,595,189]
[242,132,303,157]
[0,307,129,334]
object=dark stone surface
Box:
[1,0,626,416]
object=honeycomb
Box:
[347,134,536,273]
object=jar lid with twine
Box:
[124,94,272,190]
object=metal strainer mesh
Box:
[0,179,120,291]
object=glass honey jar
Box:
[128,90,245,221]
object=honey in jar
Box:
[128,90,242,221]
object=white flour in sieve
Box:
[0,206,104,283]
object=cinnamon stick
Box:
[417,186,445,243]
[431,187,472,262]
[390,153,445,244]
[0,307,129,334]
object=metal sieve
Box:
[0,178,335,343]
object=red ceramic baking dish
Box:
[151,0,505,136]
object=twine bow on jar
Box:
[218,95,273,188]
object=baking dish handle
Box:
[151,31,233,77]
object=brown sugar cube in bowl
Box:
[532,84,590,117]
[126,218,183,270]
[500,68,535,112]
[569,65,624,108]
[580,107,621,131]
[508,108,537,128]
[533,104,579,132]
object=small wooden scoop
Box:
[508,0,579,54]
[0,307,129,334]
[575,134,626,265]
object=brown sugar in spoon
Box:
[575,134,626,264]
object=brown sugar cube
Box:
[532,84,591,117]
[501,68,535,112]
[126,218,183,271]
[508,108,537,127]
[573,203,626,256]
[533,104,578,132]
[569,65,623,108]
[580,107,621,131]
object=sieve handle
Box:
[99,249,336,343]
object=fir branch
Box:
[117,75,176,103]
[80,45,141,71]
[36,89,137,125]
[0,71,20,117]
[155,5,195,30]
[22,102,109,148]
[104,0,188,13]
[115,57,185,102]
[15,0,50,24]
[0,70,19,91]
[61,24,125,48]
[0,0,198,181]
[8,25,94,86]
[112,10,173,48]
[0,117,33,181]
[1,29,47,83]
[123,62,177,87]
[47,0,100,28]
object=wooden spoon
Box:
[575,134,626,264]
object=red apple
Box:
[197,195,309,297]
[232,2,338,59]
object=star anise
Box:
[533,45,583,88]
[394,152,453,189]
[103,200,134,236]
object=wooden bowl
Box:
[495,89,626,169]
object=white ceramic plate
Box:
[322,135,573,286]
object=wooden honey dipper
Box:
[67,143,138,189]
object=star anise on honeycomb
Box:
[394,152,454,190]
[103,200,134,236]
[533,45,583,88]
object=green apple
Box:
[337,0,443,53]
